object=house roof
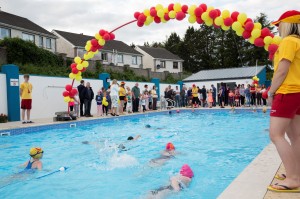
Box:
[137,46,183,61]
[53,30,142,55]
[183,66,266,82]
[0,11,55,37]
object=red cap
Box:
[272,10,300,26]
[192,84,196,87]
[166,142,175,151]
[121,81,125,85]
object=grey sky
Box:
[1,0,299,45]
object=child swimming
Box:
[147,164,194,198]
[23,147,43,170]
[150,143,177,166]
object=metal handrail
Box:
[165,98,175,108]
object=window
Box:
[39,36,43,47]
[132,56,137,65]
[46,38,52,49]
[0,28,11,39]
[173,62,178,69]
[22,33,35,42]
[101,53,108,61]
[160,61,166,68]
[117,54,123,63]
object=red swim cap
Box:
[180,164,194,178]
[166,142,175,151]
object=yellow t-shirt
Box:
[273,35,300,94]
[119,87,126,97]
[192,87,198,97]
[20,82,33,99]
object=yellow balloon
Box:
[85,45,90,51]
[98,39,105,46]
[169,11,176,19]
[157,9,164,18]
[201,12,209,21]
[155,4,164,11]
[222,10,230,19]
[82,61,89,68]
[84,54,90,61]
[215,17,224,26]
[221,25,230,31]
[236,28,244,36]
[161,17,167,23]
[248,37,255,44]
[174,3,182,12]
[207,6,214,12]
[77,72,82,76]
[69,73,75,79]
[205,19,213,26]
[232,21,242,31]
[86,41,91,46]
[237,13,247,25]
[75,75,82,81]
[254,23,262,30]
[64,96,70,103]
[164,7,169,14]
[264,36,273,45]
[188,5,197,16]
[188,15,196,24]
[272,36,282,45]
[143,9,150,16]
[74,57,81,64]
[251,29,261,39]
[264,44,269,51]
[70,98,74,103]
[95,33,101,40]
[76,64,83,71]
[146,16,154,24]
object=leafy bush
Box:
[0,113,8,123]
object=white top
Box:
[110,84,119,96]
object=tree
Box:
[164,32,181,56]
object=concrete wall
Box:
[53,31,74,58]
[0,73,8,115]
[112,80,155,94]
[18,75,103,119]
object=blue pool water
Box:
[0,110,270,199]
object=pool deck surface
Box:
[1,107,298,199]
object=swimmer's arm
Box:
[134,135,141,140]
[170,177,181,192]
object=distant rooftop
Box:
[137,46,183,61]
[183,66,266,82]
[0,11,55,37]
[53,30,142,55]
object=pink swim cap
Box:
[180,164,194,178]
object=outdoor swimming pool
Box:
[0,110,270,199]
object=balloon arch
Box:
[62,2,280,107]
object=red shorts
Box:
[21,99,32,110]
[270,93,300,118]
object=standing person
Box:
[106,85,112,114]
[143,85,149,110]
[119,82,126,115]
[151,86,158,110]
[239,84,246,107]
[126,86,133,113]
[267,12,300,192]
[261,85,267,106]
[141,94,146,112]
[132,83,140,113]
[250,84,257,106]
[102,91,109,116]
[219,83,225,108]
[225,85,229,106]
[201,86,207,107]
[82,82,94,117]
[180,87,186,107]
[175,86,180,107]
[95,90,103,117]
[191,84,199,108]
[228,89,235,107]
[256,85,263,106]
[244,84,251,107]
[208,89,213,108]
[110,79,119,116]
[77,80,85,117]
[187,87,192,107]
[211,84,217,107]
[20,74,33,124]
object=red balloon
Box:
[231,11,239,22]
[268,44,278,54]
[213,23,221,29]
[71,88,78,96]
[244,22,254,31]
[254,38,265,47]
[261,28,271,38]
[269,33,275,37]
[91,39,98,47]
[176,11,186,21]
[164,13,170,21]
[138,14,146,23]
[224,18,233,26]
[209,10,218,19]
[245,18,253,24]
[72,68,79,74]
[154,16,161,23]
[182,5,189,13]
[199,4,207,12]
[63,91,70,97]
[134,12,140,20]
[262,90,268,99]
[137,21,144,27]
[65,84,72,92]
[196,17,204,24]
[194,7,203,17]
[150,9,157,17]
[242,30,252,39]
[109,33,115,40]
[269,53,274,60]
[90,46,98,52]
[103,33,110,41]
[215,9,221,16]
[99,29,106,36]
[168,3,174,11]
[70,63,77,69]
[81,67,86,72]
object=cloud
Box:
[2,0,299,45]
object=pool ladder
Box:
[165,98,175,108]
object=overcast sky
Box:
[1,0,299,45]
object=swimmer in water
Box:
[23,147,43,170]
[147,164,194,198]
[150,143,177,166]
[145,124,163,130]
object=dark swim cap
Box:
[127,136,134,140]
[145,124,151,128]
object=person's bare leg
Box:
[21,109,25,121]
[269,116,300,189]
[26,110,31,121]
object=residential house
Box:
[135,46,183,73]
[52,30,143,68]
[0,10,56,52]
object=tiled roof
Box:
[137,46,183,61]
[53,30,142,55]
[183,66,266,81]
[0,11,55,36]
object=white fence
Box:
[18,75,103,119]
[184,79,253,90]
[0,73,8,115]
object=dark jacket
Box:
[82,87,94,101]
[77,84,85,99]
